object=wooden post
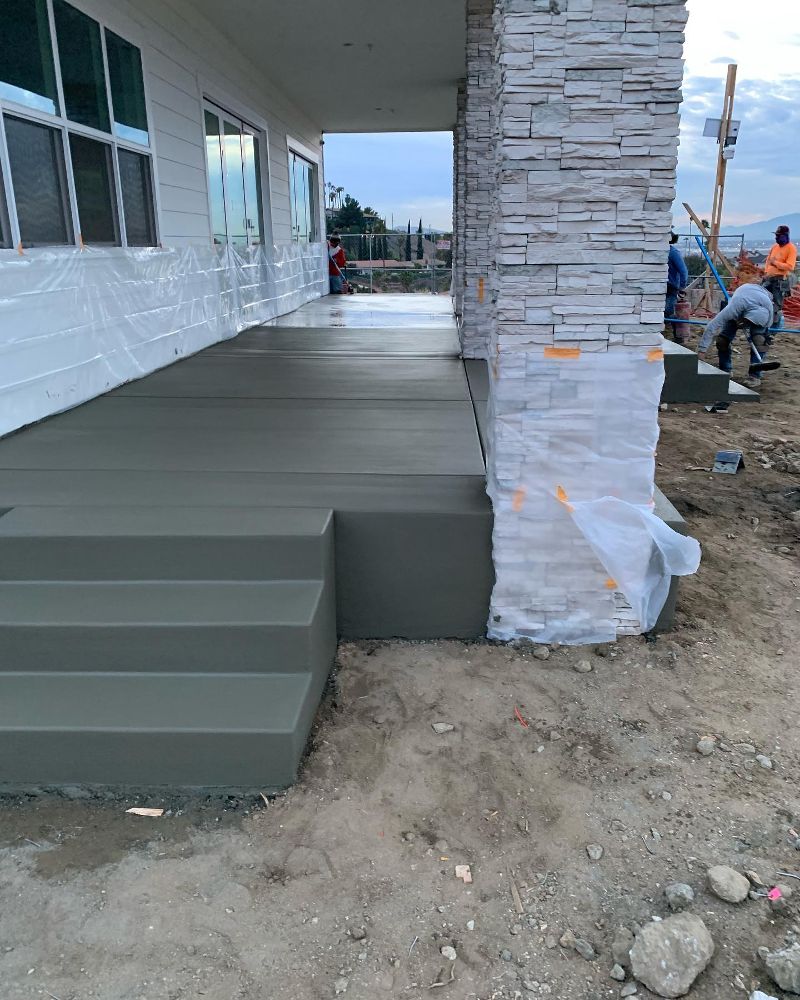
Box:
[708,64,737,262]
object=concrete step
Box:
[662,343,731,403]
[0,506,333,581]
[0,671,323,787]
[0,580,335,674]
[726,380,760,403]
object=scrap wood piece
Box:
[510,878,524,915]
[126,807,164,817]
[428,965,456,990]
[455,864,472,884]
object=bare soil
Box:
[1,336,798,1000]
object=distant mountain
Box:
[720,213,800,240]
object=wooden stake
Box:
[709,64,737,263]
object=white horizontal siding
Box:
[65,0,324,248]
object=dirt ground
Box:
[1,335,799,1000]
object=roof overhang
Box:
[187,0,466,132]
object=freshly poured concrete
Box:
[269,293,456,328]
[0,294,492,787]
[0,295,492,639]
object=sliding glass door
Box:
[289,149,317,243]
[203,102,263,248]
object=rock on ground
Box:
[612,926,635,969]
[630,913,714,998]
[664,882,695,911]
[707,865,750,903]
[765,941,800,994]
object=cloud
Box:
[676,0,800,224]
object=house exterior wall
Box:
[482,0,688,642]
[0,0,328,438]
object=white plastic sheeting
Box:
[0,242,326,438]
[486,346,701,644]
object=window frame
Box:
[202,98,270,251]
[0,0,159,249]
[287,137,320,244]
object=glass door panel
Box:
[204,109,227,245]
[241,129,263,246]
[222,118,247,248]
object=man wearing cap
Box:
[665,231,690,343]
[696,277,774,381]
[762,224,797,327]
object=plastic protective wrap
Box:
[0,242,326,437]
[486,346,701,644]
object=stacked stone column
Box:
[452,83,467,320]
[459,0,496,360]
[480,0,688,641]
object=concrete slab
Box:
[0,297,491,640]
[114,355,471,402]
[270,293,456,329]
[0,417,485,476]
[208,326,461,357]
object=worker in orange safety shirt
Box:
[762,224,797,327]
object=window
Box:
[0,0,59,115]
[204,110,227,246]
[118,149,155,246]
[4,114,72,246]
[0,165,11,249]
[69,134,119,244]
[289,149,317,243]
[53,0,110,132]
[0,1,157,248]
[105,29,148,145]
[203,103,264,248]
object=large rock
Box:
[765,941,800,994]
[707,865,750,903]
[630,914,714,998]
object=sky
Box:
[323,0,799,232]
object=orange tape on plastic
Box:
[555,485,575,512]
[647,348,664,362]
[512,486,526,512]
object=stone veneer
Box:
[475,0,688,641]
[460,0,496,360]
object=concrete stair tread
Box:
[0,671,312,731]
[696,359,729,379]
[0,505,332,538]
[727,380,760,402]
[0,581,325,626]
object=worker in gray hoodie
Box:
[697,279,774,380]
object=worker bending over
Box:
[763,224,797,327]
[697,279,774,380]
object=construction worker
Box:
[762,224,797,327]
[328,233,347,294]
[696,278,774,380]
[666,231,689,343]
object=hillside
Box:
[721,213,800,240]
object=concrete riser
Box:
[0,536,329,582]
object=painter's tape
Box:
[544,346,581,360]
[555,484,575,512]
